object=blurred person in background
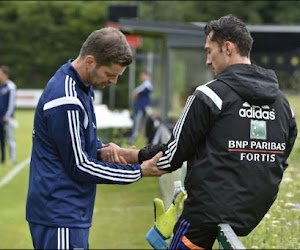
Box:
[128,70,153,145]
[0,65,17,164]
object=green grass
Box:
[0,94,300,249]
[90,178,161,249]
[0,109,34,249]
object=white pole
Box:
[128,48,136,109]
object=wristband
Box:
[146,226,169,249]
[138,144,164,164]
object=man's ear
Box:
[84,55,96,68]
[224,41,235,55]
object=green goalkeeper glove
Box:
[146,189,187,249]
[153,198,177,239]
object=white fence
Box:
[15,89,43,108]
[15,89,102,108]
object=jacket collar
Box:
[64,59,91,94]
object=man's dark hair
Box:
[0,65,10,76]
[79,27,132,67]
[141,70,151,76]
[204,14,253,57]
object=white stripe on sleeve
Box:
[68,105,141,182]
[196,84,223,110]
[43,96,88,129]
[157,95,195,169]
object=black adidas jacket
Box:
[155,64,297,235]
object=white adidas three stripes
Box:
[57,227,69,250]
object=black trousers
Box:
[0,123,5,163]
[169,218,218,250]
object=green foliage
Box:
[0,1,109,89]
[137,1,300,24]
[0,1,299,91]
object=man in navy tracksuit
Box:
[0,65,17,164]
[26,27,166,249]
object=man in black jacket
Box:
[99,15,297,249]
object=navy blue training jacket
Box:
[133,79,152,113]
[26,60,142,228]
[0,79,16,121]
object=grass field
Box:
[0,94,299,249]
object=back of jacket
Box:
[157,64,297,235]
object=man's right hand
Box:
[141,152,168,177]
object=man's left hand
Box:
[3,116,9,123]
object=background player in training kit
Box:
[0,65,17,164]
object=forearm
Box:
[118,148,139,164]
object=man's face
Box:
[204,31,229,75]
[88,63,126,89]
[0,69,7,85]
[139,72,148,82]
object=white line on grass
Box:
[0,157,31,189]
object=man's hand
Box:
[3,116,9,123]
[97,143,129,164]
[97,142,120,161]
[141,152,168,177]
[98,142,139,164]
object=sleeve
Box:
[97,139,103,149]
[4,82,16,117]
[46,102,142,185]
[157,87,222,172]
[282,106,298,171]
[134,80,153,95]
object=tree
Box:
[0,1,299,103]
[0,1,109,88]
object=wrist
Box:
[119,148,139,164]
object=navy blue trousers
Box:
[29,223,90,250]
[169,218,218,249]
[0,123,5,163]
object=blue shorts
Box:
[29,223,90,249]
